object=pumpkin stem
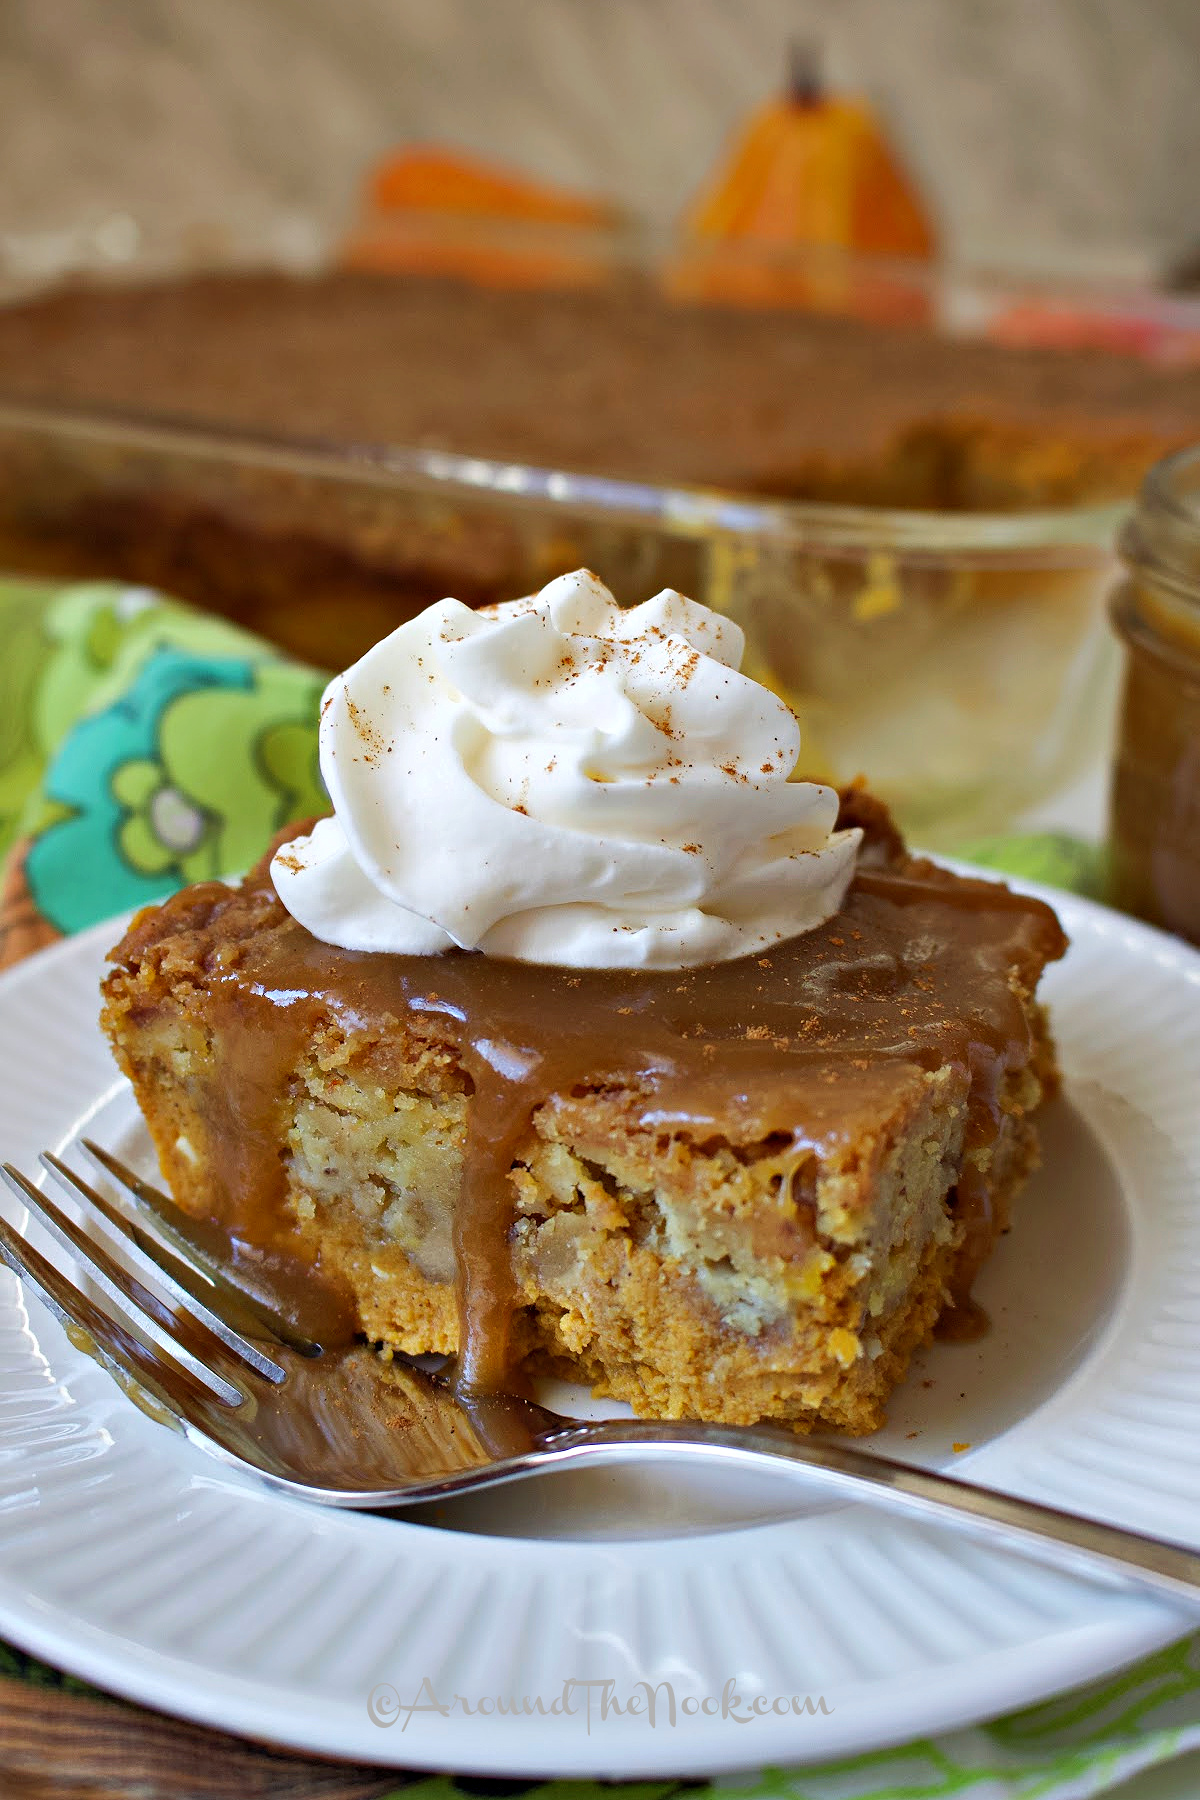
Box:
[786,40,824,108]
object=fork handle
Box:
[539,1421,1200,1612]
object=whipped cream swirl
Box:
[272,570,859,968]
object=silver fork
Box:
[1,1143,1198,1613]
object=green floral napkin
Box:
[0,579,325,965]
[0,577,1196,1799]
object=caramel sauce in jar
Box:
[1110,447,1200,944]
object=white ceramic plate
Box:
[0,880,1197,1778]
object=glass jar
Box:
[1109,446,1200,943]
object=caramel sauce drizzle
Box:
[130,855,1065,1392]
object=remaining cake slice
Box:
[100,791,1065,1434]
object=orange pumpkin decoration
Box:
[342,146,621,290]
[666,48,936,319]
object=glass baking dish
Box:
[0,395,1123,846]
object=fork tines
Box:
[81,1140,320,1357]
[0,1146,301,1412]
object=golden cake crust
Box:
[3,273,1195,507]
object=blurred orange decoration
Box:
[986,299,1200,364]
[666,46,937,320]
[342,146,622,288]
